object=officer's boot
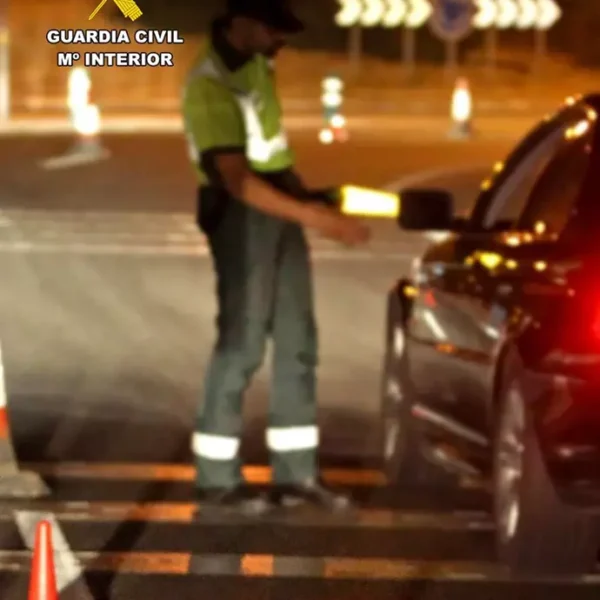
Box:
[270,478,354,513]
[195,484,273,517]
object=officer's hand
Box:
[305,205,370,246]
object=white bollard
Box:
[67,67,105,156]
[40,67,109,169]
[449,76,473,140]
[67,67,91,118]
[72,102,104,155]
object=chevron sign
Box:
[335,0,561,30]
[335,0,433,28]
[472,0,562,29]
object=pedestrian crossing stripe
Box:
[0,550,508,580]
[0,207,426,259]
[0,500,493,531]
[24,462,387,486]
[0,550,597,582]
[0,463,597,588]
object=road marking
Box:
[0,207,421,259]
[0,240,418,260]
[0,550,509,580]
[0,114,533,137]
[0,165,485,259]
[0,502,494,531]
[24,462,387,486]
[40,147,111,171]
[0,549,595,582]
[14,511,93,597]
[0,208,191,221]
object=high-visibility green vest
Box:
[182,41,294,184]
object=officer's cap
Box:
[226,0,304,34]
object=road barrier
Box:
[0,341,49,498]
[28,520,58,600]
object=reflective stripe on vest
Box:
[189,57,288,164]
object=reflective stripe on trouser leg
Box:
[196,207,283,489]
[267,425,319,483]
[192,432,242,490]
[269,225,319,484]
[192,433,240,463]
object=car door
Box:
[407,103,593,443]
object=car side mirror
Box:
[398,188,455,231]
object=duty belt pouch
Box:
[197,185,230,236]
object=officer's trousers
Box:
[193,202,319,489]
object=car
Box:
[380,93,600,577]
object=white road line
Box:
[384,163,490,193]
[14,510,94,597]
[0,165,481,259]
[0,240,420,260]
[1,502,493,531]
[0,209,190,221]
[40,148,111,171]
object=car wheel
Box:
[494,358,598,577]
[380,296,453,487]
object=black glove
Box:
[304,187,341,209]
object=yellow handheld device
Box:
[339,185,400,218]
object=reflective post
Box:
[319,75,347,144]
[348,25,362,74]
[401,28,416,79]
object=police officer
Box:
[183,0,370,516]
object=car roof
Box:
[582,93,600,111]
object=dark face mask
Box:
[263,39,286,58]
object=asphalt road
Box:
[0,130,504,464]
[1,130,598,599]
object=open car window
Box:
[468,105,591,233]
[516,126,592,235]
[480,126,564,230]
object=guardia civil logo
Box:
[89,0,143,22]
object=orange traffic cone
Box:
[0,341,49,498]
[28,520,58,600]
